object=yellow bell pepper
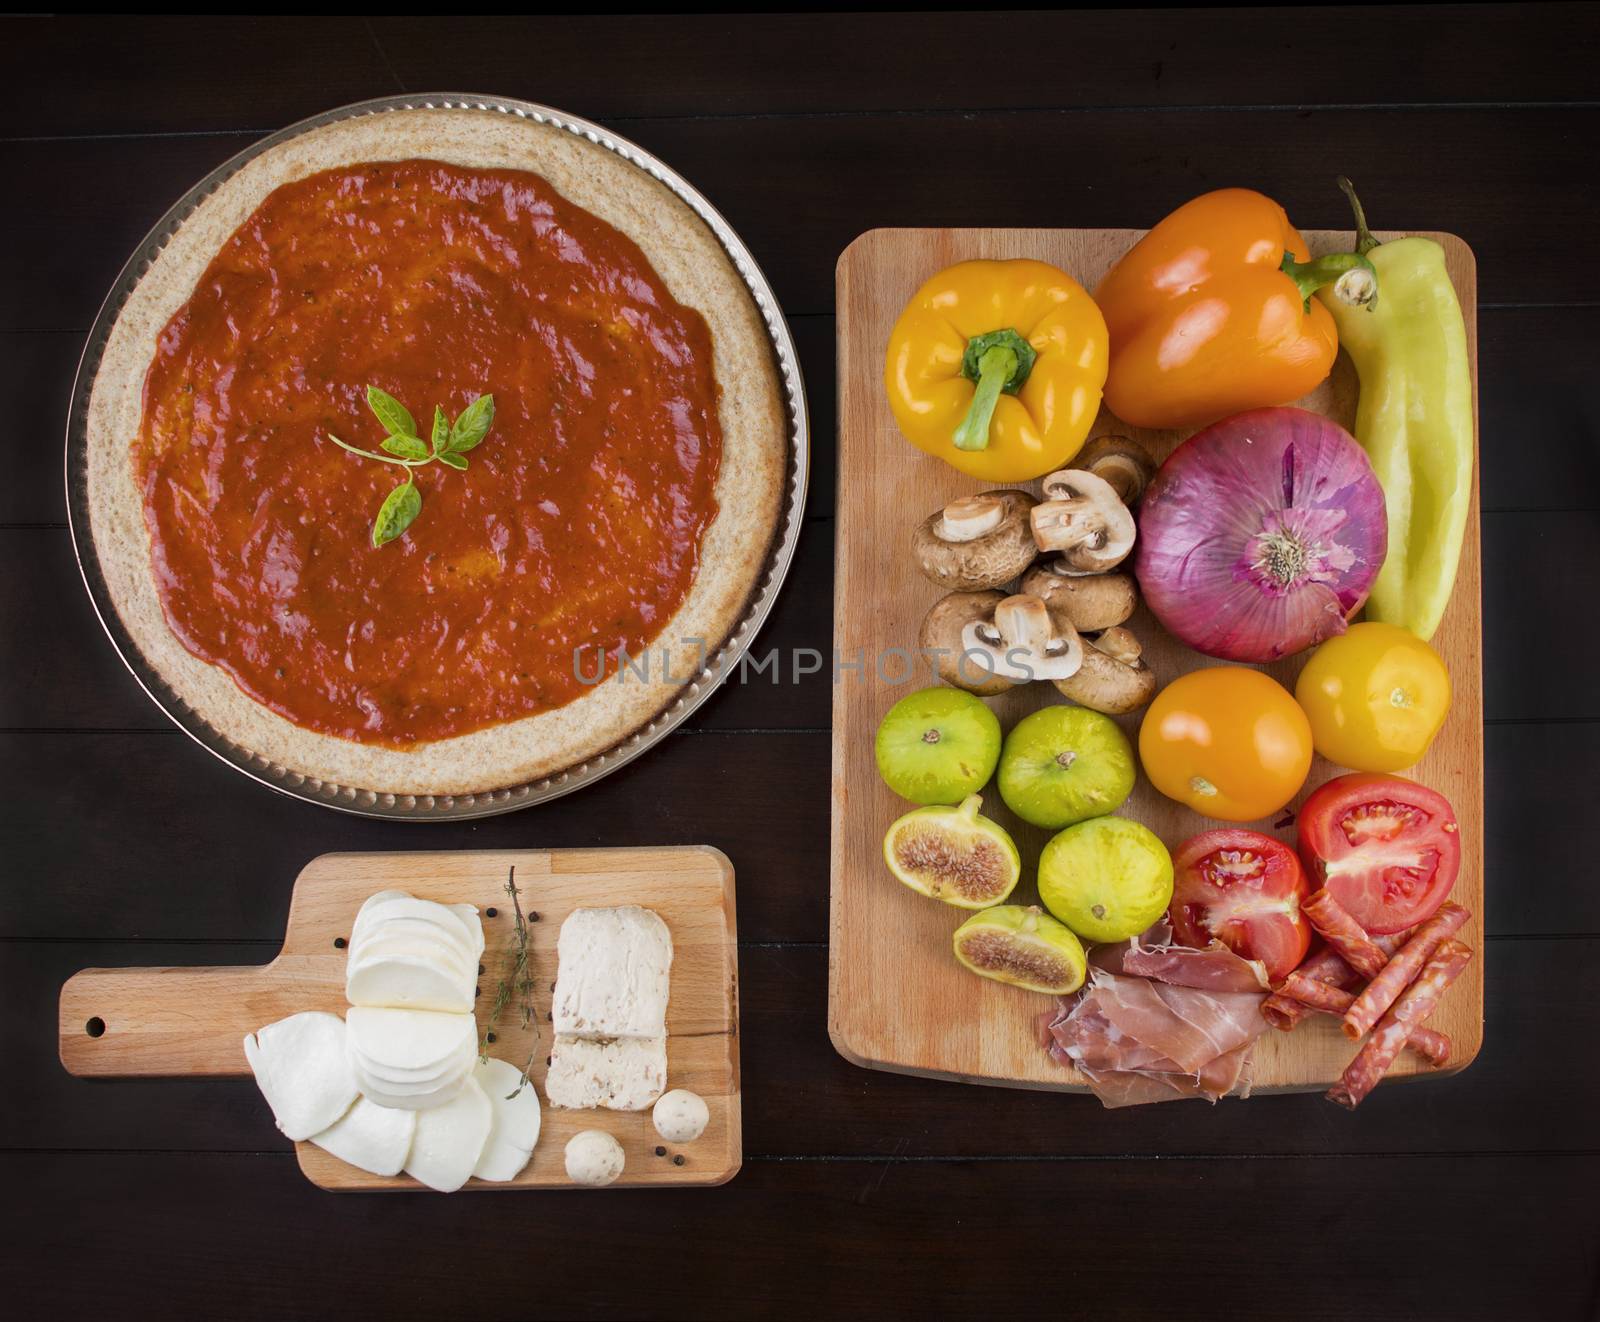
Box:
[884,259,1108,482]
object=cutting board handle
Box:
[59,957,338,1078]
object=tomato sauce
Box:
[136,160,723,746]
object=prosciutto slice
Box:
[1045,966,1270,1108]
[1090,921,1269,993]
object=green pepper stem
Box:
[952,344,1017,451]
[1337,176,1381,256]
[1281,250,1379,311]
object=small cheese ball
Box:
[652,1089,709,1144]
[564,1130,625,1187]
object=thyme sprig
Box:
[480,865,540,1098]
[328,386,495,547]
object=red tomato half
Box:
[1170,829,1311,983]
[1297,773,1461,936]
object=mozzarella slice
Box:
[404,1074,493,1192]
[471,1057,542,1182]
[351,908,475,966]
[347,955,473,1014]
[242,1011,360,1142]
[347,1006,477,1110]
[544,1035,667,1112]
[311,1096,416,1177]
[347,1006,477,1071]
[449,902,486,961]
[553,906,673,1039]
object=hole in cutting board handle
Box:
[85,1017,106,1038]
[333,936,347,949]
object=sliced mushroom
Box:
[1073,435,1156,507]
[1019,563,1138,633]
[1031,467,1137,574]
[959,594,1083,685]
[1050,624,1157,715]
[918,590,1013,696]
[911,490,1038,591]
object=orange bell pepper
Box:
[1096,188,1376,430]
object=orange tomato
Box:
[1138,667,1313,822]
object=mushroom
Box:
[919,590,1013,695]
[1029,436,1155,574]
[1050,624,1158,715]
[959,594,1084,685]
[1073,435,1156,507]
[911,490,1038,591]
[1019,563,1138,633]
[1030,468,1137,573]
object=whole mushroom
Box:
[959,594,1084,686]
[1019,563,1138,633]
[919,590,1012,696]
[911,490,1038,591]
[1072,435,1157,507]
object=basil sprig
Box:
[328,386,496,547]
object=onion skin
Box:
[1134,407,1387,663]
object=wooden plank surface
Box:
[4,9,1598,1319]
[831,226,1481,1092]
[58,848,741,1189]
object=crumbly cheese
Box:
[552,906,673,1039]
[544,1035,667,1112]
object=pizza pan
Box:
[65,93,809,820]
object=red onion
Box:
[1134,407,1387,662]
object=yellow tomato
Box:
[1294,623,1451,773]
[1139,668,1313,822]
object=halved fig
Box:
[882,794,1020,909]
[951,904,1087,994]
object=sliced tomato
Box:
[1297,773,1461,936]
[1169,829,1311,983]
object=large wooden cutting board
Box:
[60,847,741,1188]
[830,227,1482,1094]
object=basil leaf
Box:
[381,433,429,461]
[431,406,449,455]
[436,450,468,471]
[371,478,422,548]
[448,393,495,454]
[366,386,416,440]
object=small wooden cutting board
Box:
[60,847,742,1189]
[830,226,1483,1095]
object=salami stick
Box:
[1278,973,1451,1066]
[1341,902,1470,1040]
[1302,890,1388,979]
[1260,933,1407,1031]
[1327,940,1473,1110]
[1261,947,1350,1028]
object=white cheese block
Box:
[311,1096,416,1177]
[544,1035,667,1112]
[552,906,673,1039]
[404,1074,493,1192]
[242,1011,360,1142]
[471,1057,542,1183]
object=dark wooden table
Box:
[3,11,1598,1319]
